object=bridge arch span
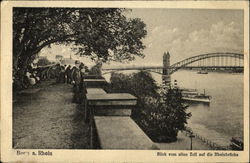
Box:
[170,52,244,74]
[101,52,244,75]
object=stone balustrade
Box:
[83,75,159,149]
[83,78,107,88]
[86,88,107,94]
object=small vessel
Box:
[230,137,243,150]
[181,88,211,103]
[197,70,208,74]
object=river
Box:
[103,70,244,146]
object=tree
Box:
[108,71,159,98]
[13,8,147,87]
[131,71,159,98]
[139,88,191,142]
[108,71,159,119]
[108,72,133,93]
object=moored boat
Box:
[230,137,243,150]
[181,88,211,103]
[197,70,208,74]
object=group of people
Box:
[13,65,43,92]
[24,65,41,86]
[14,60,93,103]
[53,61,89,103]
[54,62,89,85]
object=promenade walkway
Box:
[156,131,212,150]
[13,80,90,149]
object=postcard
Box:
[1,1,249,162]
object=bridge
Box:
[40,52,244,87]
[102,52,244,87]
[102,52,244,75]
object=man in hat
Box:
[65,65,72,84]
[79,62,87,101]
[72,60,84,103]
[55,64,61,83]
[59,65,66,83]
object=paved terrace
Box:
[13,80,90,149]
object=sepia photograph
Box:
[1,1,249,162]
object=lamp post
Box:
[189,132,195,150]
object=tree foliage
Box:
[13,8,147,87]
[139,88,191,142]
[108,71,191,142]
[108,71,159,98]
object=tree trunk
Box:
[16,53,31,87]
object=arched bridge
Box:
[102,52,244,75]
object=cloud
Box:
[184,21,243,55]
[39,21,243,67]
[142,21,243,65]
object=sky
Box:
[39,8,244,68]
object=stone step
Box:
[91,116,159,149]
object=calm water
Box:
[104,70,244,144]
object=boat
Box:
[182,95,211,103]
[197,70,208,74]
[181,88,211,103]
[230,137,243,150]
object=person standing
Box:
[65,65,72,84]
[55,64,61,83]
[71,66,77,84]
[72,61,82,103]
[79,63,87,101]
[59,65,66,83]
[84,65,89,74]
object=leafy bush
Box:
[108,71,159,98]
[107,71,191,142]
[137,88,191,142]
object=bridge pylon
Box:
[162,52,171,89]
